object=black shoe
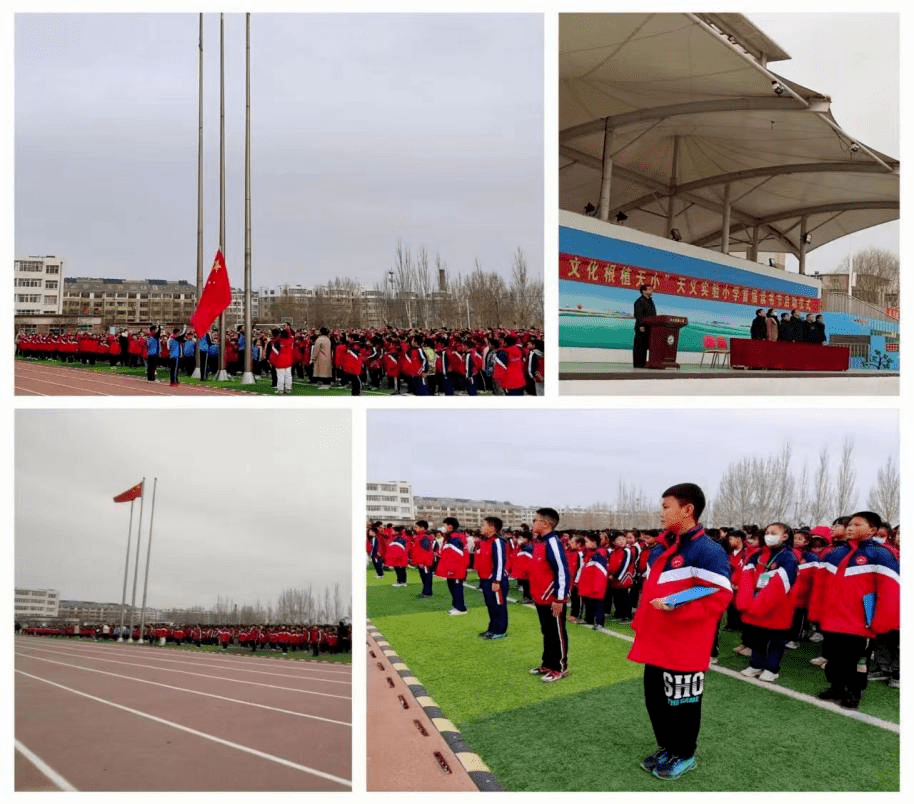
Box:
[839,694,861,709]
[817,686,844,701]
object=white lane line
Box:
[14,739,78,791]
[16,649,351,704]
[19,638,351,683]
[463,584,900,734]
[575,621,899,734]
[17,652,351,727]
[15,670,351,788]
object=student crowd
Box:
[15,324,544,395]
[17,621,352,655]
[368,512,900,705]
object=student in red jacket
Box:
[411,519,436,598]
[809,511,900,709]
[735,522,799,682]
[386,526,410,587]
[567,535,585,621]
[628,483,732,781]
[577,532,609,628]
[434,517,469,614]
[510,532,534,604]
[607,532,636,621]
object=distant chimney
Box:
[438,269,447,292]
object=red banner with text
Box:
[560,252,820,314]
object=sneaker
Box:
[809,632,824,643]
[653,754,697,780]
[416,593,433,599]
[640,748,671,772]
[529,665,549,675]
[816,686,844,701]
[391,583,407,588]
[447,608,468,616]
[867,670,890,682]
[486,632,507,640]
[810,656,828,667]
[541,670,568,683]
[758,670,780,683]
[785,641,799,649]
[479,631,492,638]
[888,678,900,689]
[740,666,763,678]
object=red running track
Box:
[14,636,352,791]
[15,361,246,396]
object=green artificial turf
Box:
[368,568,899,791]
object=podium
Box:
[643,315,688,369]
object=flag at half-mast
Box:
[113,481,143,503]
[189,248,232,335]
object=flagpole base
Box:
[216,369,230,381]
[240,371,255,385]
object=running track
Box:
[15,362,246,396]
[15,637,352,791]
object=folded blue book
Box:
[863,592,877,629]
[664,586,720,608]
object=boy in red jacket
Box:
[628,483,732,781]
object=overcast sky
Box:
[14,12,544,289]
[368,409,898,517]
[15,410,351,611]
[744,13,899,274]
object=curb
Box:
[367,619,504,791]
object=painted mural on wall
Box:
[560,225,820,354]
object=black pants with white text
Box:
[643,664,704,758]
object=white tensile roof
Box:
[559,13,899,256]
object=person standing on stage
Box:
[528,508,570,682]
[476,516,509,639]
[633,284,657,368]
[628,483,732,780]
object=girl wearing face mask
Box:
[734,522,799,682]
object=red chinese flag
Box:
[113,482,143,503]
[189,249,232,335]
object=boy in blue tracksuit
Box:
[476,516,509,639]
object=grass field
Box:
[367,568,899,791]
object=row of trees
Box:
[159,583,350,626]
[710,439,897,528]
[556,440,898,532]
[266,240,543,331]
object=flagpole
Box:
[137,478,158,644]
[193,12,205,379]
[241,12,255,385]
[117,498,136,642]
[128,478,146,643]
[216,12,229,382]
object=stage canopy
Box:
[559,13,899,261]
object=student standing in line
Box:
[628,483,732,781]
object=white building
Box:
[414,496,538,531]
[15,588,60,622]
[15,256,65,316]
[366,481,415,525]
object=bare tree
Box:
[831,437,857,518]
[867,455,899,526]
[836,248,900,307]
